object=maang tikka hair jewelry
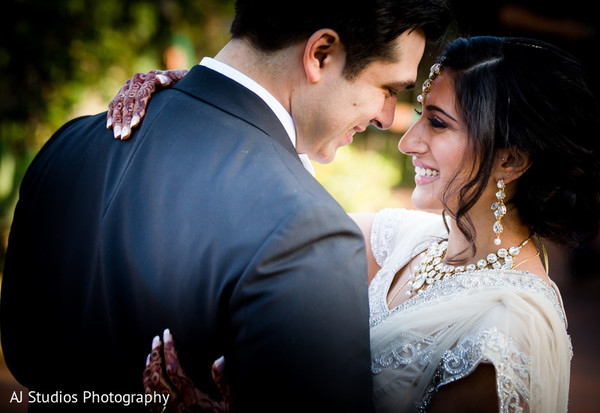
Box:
[417,60,443,105]
[492,179,506,245]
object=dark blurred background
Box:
[1,1,598,411]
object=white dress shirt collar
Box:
[199,57,314,176]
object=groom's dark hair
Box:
[230,0,452,79]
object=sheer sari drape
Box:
[368,209,571,413]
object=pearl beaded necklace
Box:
[407,236,532,297]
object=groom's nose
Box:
[370,97,396,130]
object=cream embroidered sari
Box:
[368,209,571,413]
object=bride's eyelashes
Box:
[413,108,448,129]
[428,116,447,129]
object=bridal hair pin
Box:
[417,61,443,105]
[506,40,545,50]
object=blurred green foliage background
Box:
[0,0,232,271]
[0,0,424,274]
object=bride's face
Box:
[398,70,472,211]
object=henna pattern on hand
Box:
[143,329,229,413]
[107,69,188,140]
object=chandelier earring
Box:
[492,179,506,245]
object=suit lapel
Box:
[172,65,299,161]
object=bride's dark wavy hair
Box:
[440,36,600,252]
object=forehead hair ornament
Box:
[506,40,545,50]
[417,60,444,105]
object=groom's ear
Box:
[303,29,343,83]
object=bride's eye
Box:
[414,108,422,116]
[428,116,447,129]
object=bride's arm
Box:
[427,364,499,412]
[349,213,381,284]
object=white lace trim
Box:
[372,327,531,413]
[370,269,568,329]
[369,208,447,322]
[370,208,403,267]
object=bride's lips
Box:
[412,158,440,185]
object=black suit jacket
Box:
[1,66,374,412]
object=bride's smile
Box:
[413,158,440,184]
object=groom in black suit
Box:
[1,1,449,411]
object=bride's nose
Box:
[398,122,425,155]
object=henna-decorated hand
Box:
[143,329,231,413]
[107,69,188,140]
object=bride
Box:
[110,36,600,412]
